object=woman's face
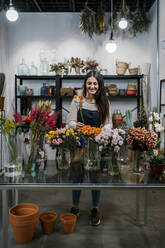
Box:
[86,76,99,96]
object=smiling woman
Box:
[68,70,112,226]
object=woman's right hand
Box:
[76,122,84,129]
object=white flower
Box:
[149,116,153,122]
[153,112,160,121]
[153,149,158,155]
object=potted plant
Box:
[0,73,5,111]
[50,60,69,76]
[82,58,99,73]
[148,154,165,178]
[69,57,84,74]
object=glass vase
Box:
[74,66,80,75]
[134,150,144,174]
[4,133,23,177]
[84,140,100,171]
[57,147,70,170]
[108,152,120,176]
[23,138,38,173]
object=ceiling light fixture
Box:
[105,32,117,53]
[105,0,117,53]
[6,0,19,22]
[118,0,128,30]
[118,17,128,29]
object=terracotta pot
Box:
[60,213,77,234]
[39,211,57,235]
[9,203,39,243]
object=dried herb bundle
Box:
[79,2,97,39]
[128,0,150,37]
[96,1,107,34]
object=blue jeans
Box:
[71,163,101,207]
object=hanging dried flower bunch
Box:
[128,0,151,37]
[96,1,107,34]
[79,2,97,39]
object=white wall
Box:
[5,9,157,114]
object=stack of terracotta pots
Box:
[9,203,39,243]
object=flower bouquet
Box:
[95,125,125,175]
[77,125,101,170]
[69,57,84,74]
[22,101,59,171]
[126,127,159,174]
[149,112,164,133]
[46,127,85,169]
[82,58,99,73]
[0,111,23,177]
[50,60,69,75]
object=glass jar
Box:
[40,58,49,75]
[30,62,38,75]
[57,147,70,170]
[84,140,100,171]
[17,58,30,75]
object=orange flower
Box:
[22,116,31,123]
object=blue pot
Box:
[18,85,27,95]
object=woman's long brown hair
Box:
[83,70,110,125]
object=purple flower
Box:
[114,146,120,153]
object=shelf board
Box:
[62,75,143,80]
[15,74,143,80]
[15,75,57,80]
[17,95,56,99]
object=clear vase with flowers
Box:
[0,111,23,177]
[77,125,101,171]
[45,127,85,170]
[95,125,125,175]
[22,100,59,172]
[126,127,159,174]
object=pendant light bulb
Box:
[118,17,128,30]
[105,32,117,53]
[6,1,19,22]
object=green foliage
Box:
[128,7,150,37]
[134,105,148,129]
[148,154,165,165]
[79,3,97,39]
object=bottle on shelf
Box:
[30,61,38,75]
[40,58,49,75]
[17,58,30,75]
[40,83,47,96]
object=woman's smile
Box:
[86,76,99,97]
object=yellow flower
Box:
[4,119,14,134]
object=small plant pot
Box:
[150,163,165,177]
[60,213,77,234]
[9,203,39,243]
[39,211,57,235]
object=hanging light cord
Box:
[110,0,113,31]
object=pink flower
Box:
[13,111,22,124]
